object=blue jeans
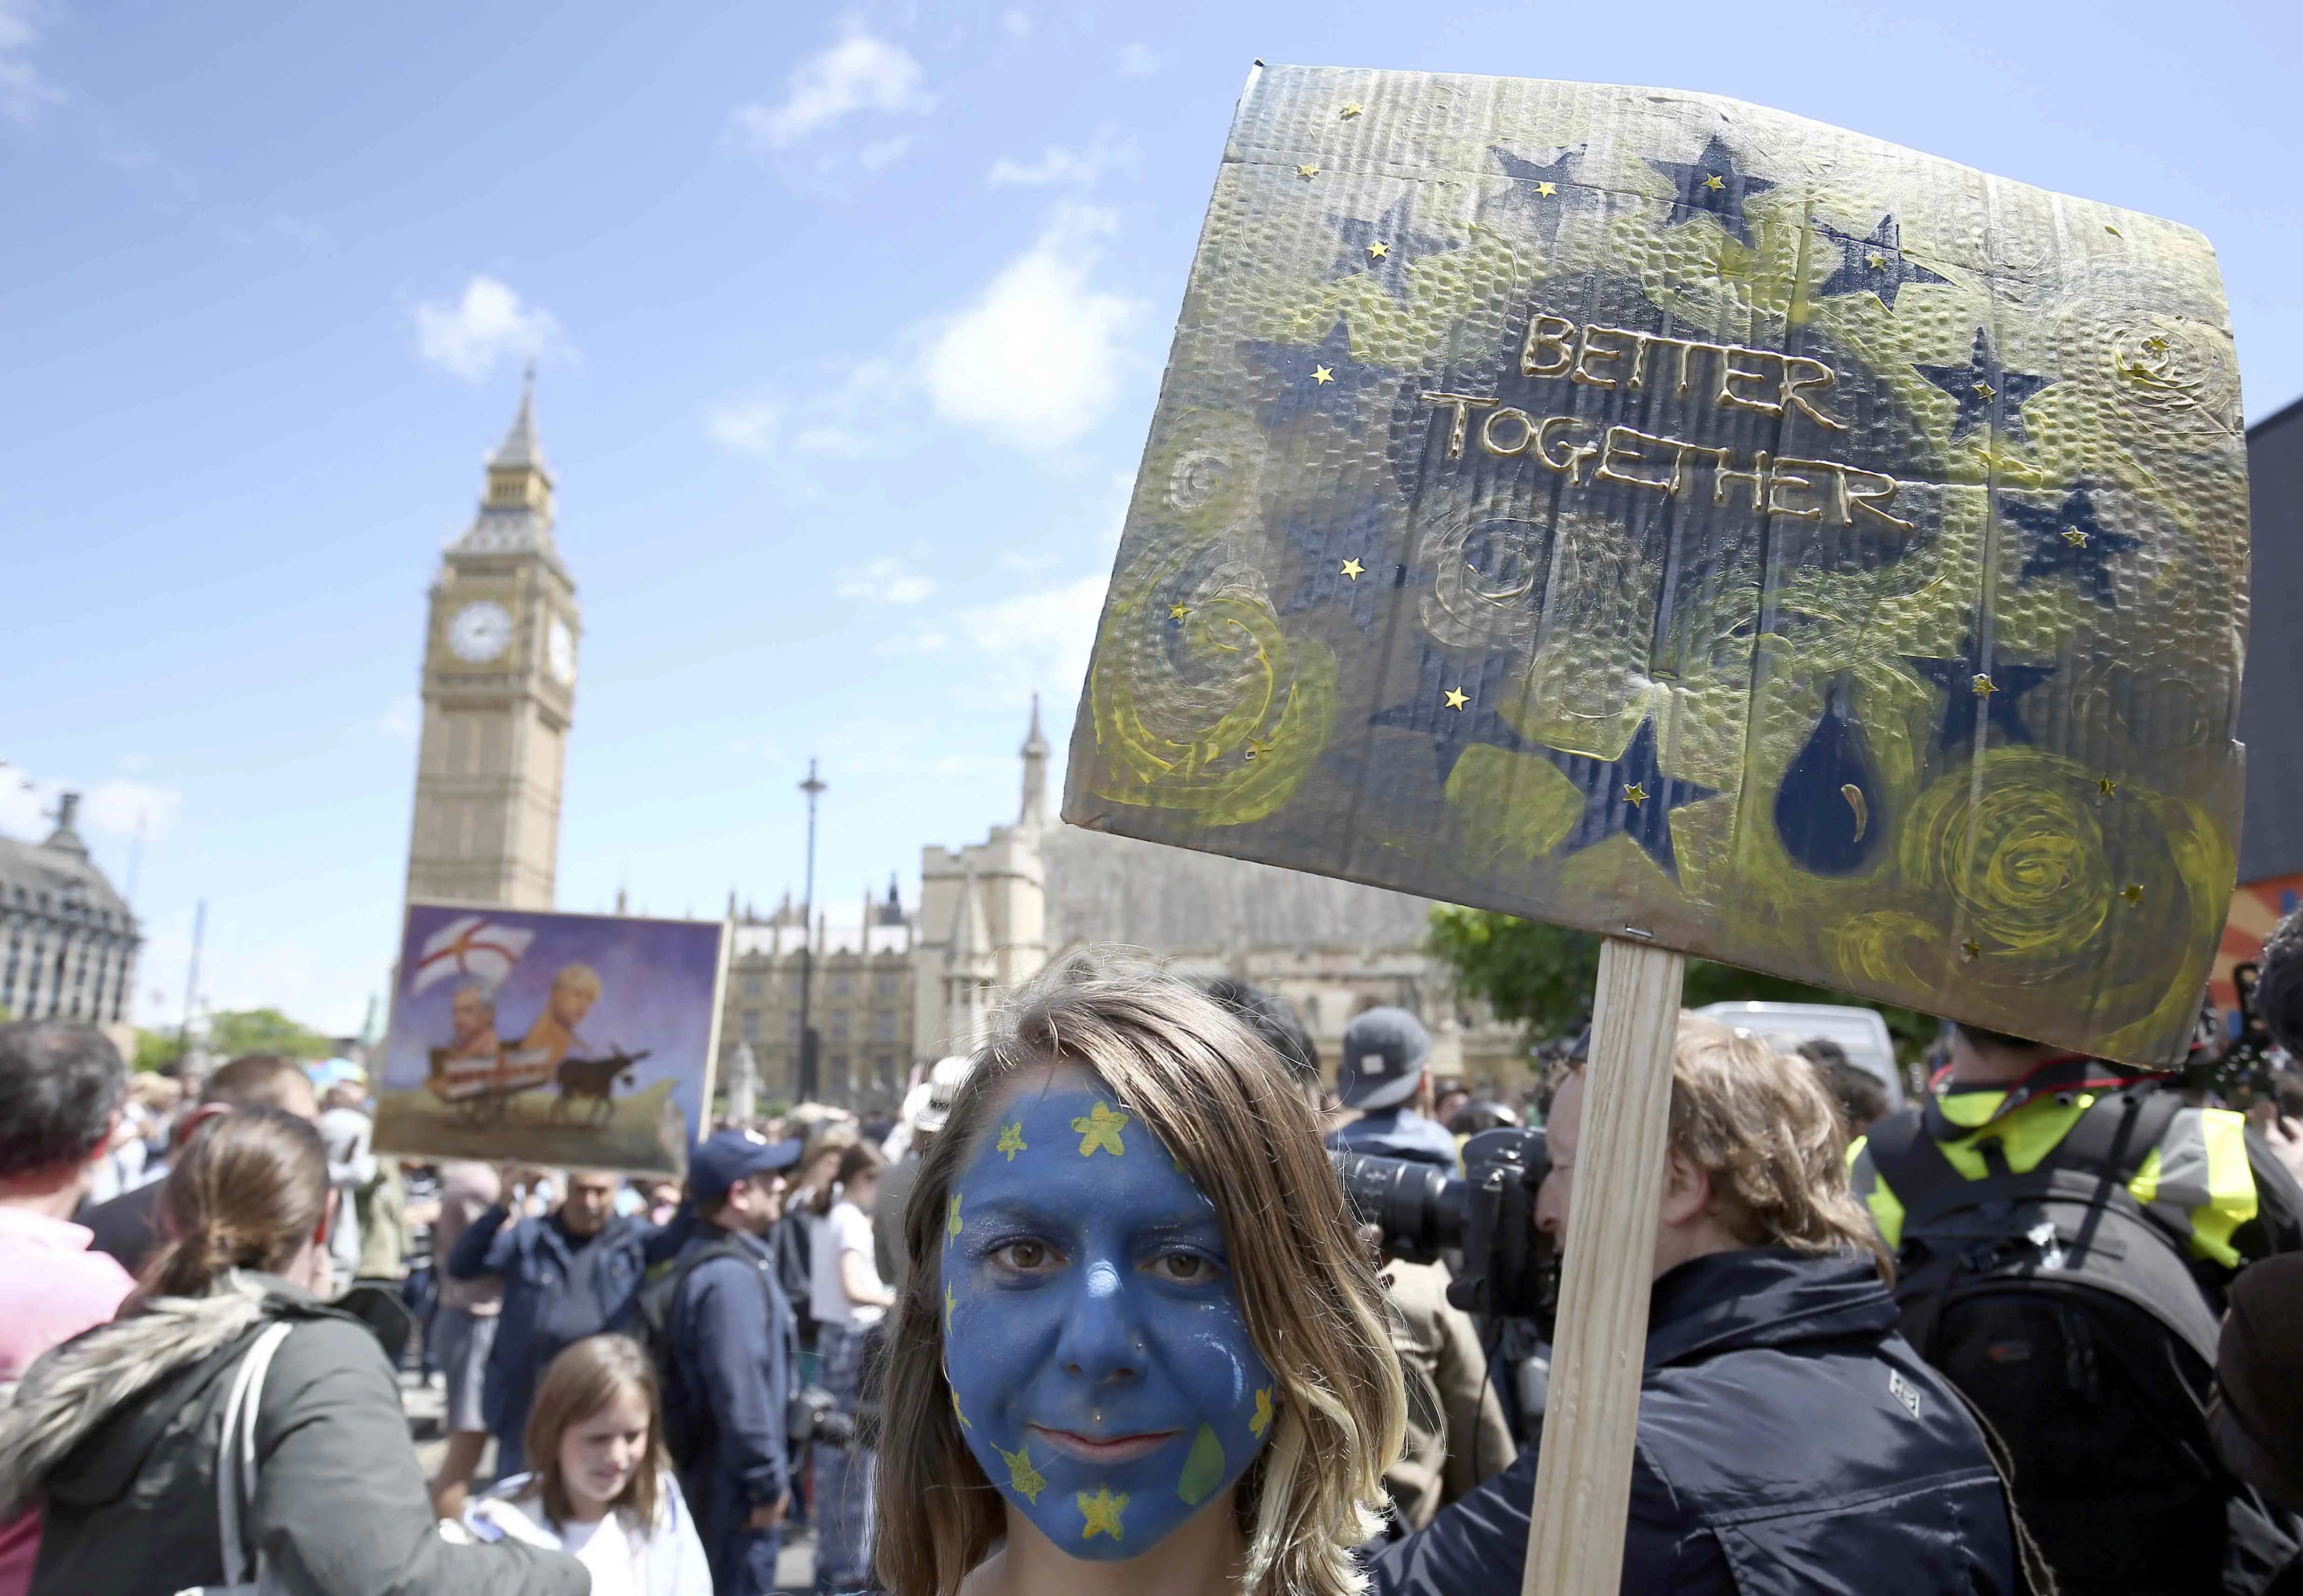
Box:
[812,1321,876,1594]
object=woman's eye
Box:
[1148,1251,1219,1284]
[991,1239,1056,1272]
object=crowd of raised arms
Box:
[4,934,2303,1596]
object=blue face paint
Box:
[941,1078,1277,1558]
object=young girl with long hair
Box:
[466,1333,710,1596]
[810,1140,892,1594]
[875,954,1408,1596]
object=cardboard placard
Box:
[372,903,729,1176]
[1063,66,2248,1066]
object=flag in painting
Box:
[411,914,535,994]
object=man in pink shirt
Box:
[0,1020,138,1596]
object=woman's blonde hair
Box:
[874,953,1405,1596]
[523,1335,668,1531]
[1667,1013,1890,1277]
[144,1108,328,1299]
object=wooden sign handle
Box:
[1520,936,1685,1596]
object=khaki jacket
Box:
[1379,1258,1517,1530]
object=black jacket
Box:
[1365,1249,2021,1596]
[664,1225,799,1525]
[0,1275,582,1596]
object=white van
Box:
[1693,1001,1907,1113]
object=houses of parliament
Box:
[400,385,1513,1109]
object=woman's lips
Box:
[1026,1423,1181,1466]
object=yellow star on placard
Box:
[1367,240,1390,259]
[1073,1101,1129,1157]
[996,1121,1028,1160]
[2098,777,2119,797]
[2062,528,2089,547]
[2143,334,2169,354]
[1972,674,1998,697]
[945,1281,958,1329]
[1535,180,1558,196]
[1296,163,1319,179]
[1866,251,1888,270]
[1442,687,1470,711]
[1079,1487,1129,1541]
[952,1390,972,1429]
[1311,365,1335,384]
[1973,380,1997,401]
[1167,603,1190,619]
[947,1192,963,1244]
[997,1442,1048,1505]
[2122,882,2145,905]
[1339,557,1365,579]
[1250,1386,1275,1438]
[1961,938,1984,961]
[1339,103,1363,119]
[1624,783,1649,807]
[1703,173,1725,190]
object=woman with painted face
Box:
[876,955,1407,1596]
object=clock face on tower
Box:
[447,600,514,663]
[547,617,577,686]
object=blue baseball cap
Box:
[689,1128,804,1202]
[1338,1007,1432,1110]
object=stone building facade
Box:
[403,374,579,909]
[0,794,141,1026]
[721,882,916,1109]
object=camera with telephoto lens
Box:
[1330,1127,1559,1332]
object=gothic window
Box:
[743,1010,762,1040]
[873,1010,896,1041]
[875,972,898,998]
[832,972,853,998]
[787,1012,803,1041]
[831,1012,849,1042]
[786,972,804,999]
[742,974,763,998]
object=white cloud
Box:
[834,557,934,605]
[924,206,1143,448]
[411,276,572,384]
[382,695,421,739]
[986,127,1137,191]
[727,32,931,152]
[0,768,180,846]
[1000,8,1031,38]
[961,572,1110,708]
[704,398,785,458]
[1117,43,1160,78]
[0,0,62,126]
[704,356,894,462]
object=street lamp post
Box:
[796,759,826,1102]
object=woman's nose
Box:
[1054,1257,1146,1386]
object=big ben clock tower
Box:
[403,371,579,908]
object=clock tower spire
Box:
[402,373,580,908]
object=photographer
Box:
[1365,1013,2024,1596]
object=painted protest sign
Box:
[1063,67,2248,1065]
[373,903,729,1176]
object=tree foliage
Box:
[203,1008,335,1063]
[1427,906,1932,1058]
[134,1029,187,1073]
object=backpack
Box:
[632,1238,755,1468]
[1867,1089,2297,1595]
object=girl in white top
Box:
[808,1143,896,1593]
[465,1333,711,1596]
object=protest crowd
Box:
[0,916,2300,1596]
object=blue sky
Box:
[4,0,2296,1034]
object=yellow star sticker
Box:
[1250,1386,1275,1438]
[1442,687,1470,711]
[1535,180,1558,196]
[945,1280,958,1329]
[1339,557,1365,579]
[1339,103,1363,119]
[1624,783,1649,807]
[1078,1487,1129,1541]
[2098,777,2119,797]
[1073,1101,1129,1157]
[2062,527,2089,547]
[1367,239,1389,259]
[1973,380,1997,400]
[1960,938,1984,961]
[952,1390,972,1429]
[1972,674,1998,697]
[1296,163,1318,179]
[1311,365,1335,384]
[1703,173,1726,190]
[2122,882,2145,905]
[996,1121,1028,1160]
[947,1192,963,1244]
[996,1442,1048,1505]
[1167,603,1189,619]
[1866,251,1888,270]
[2143,334,2169,354]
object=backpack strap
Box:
[1862,1106,1969,1218]
[214,1321,295,1587]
